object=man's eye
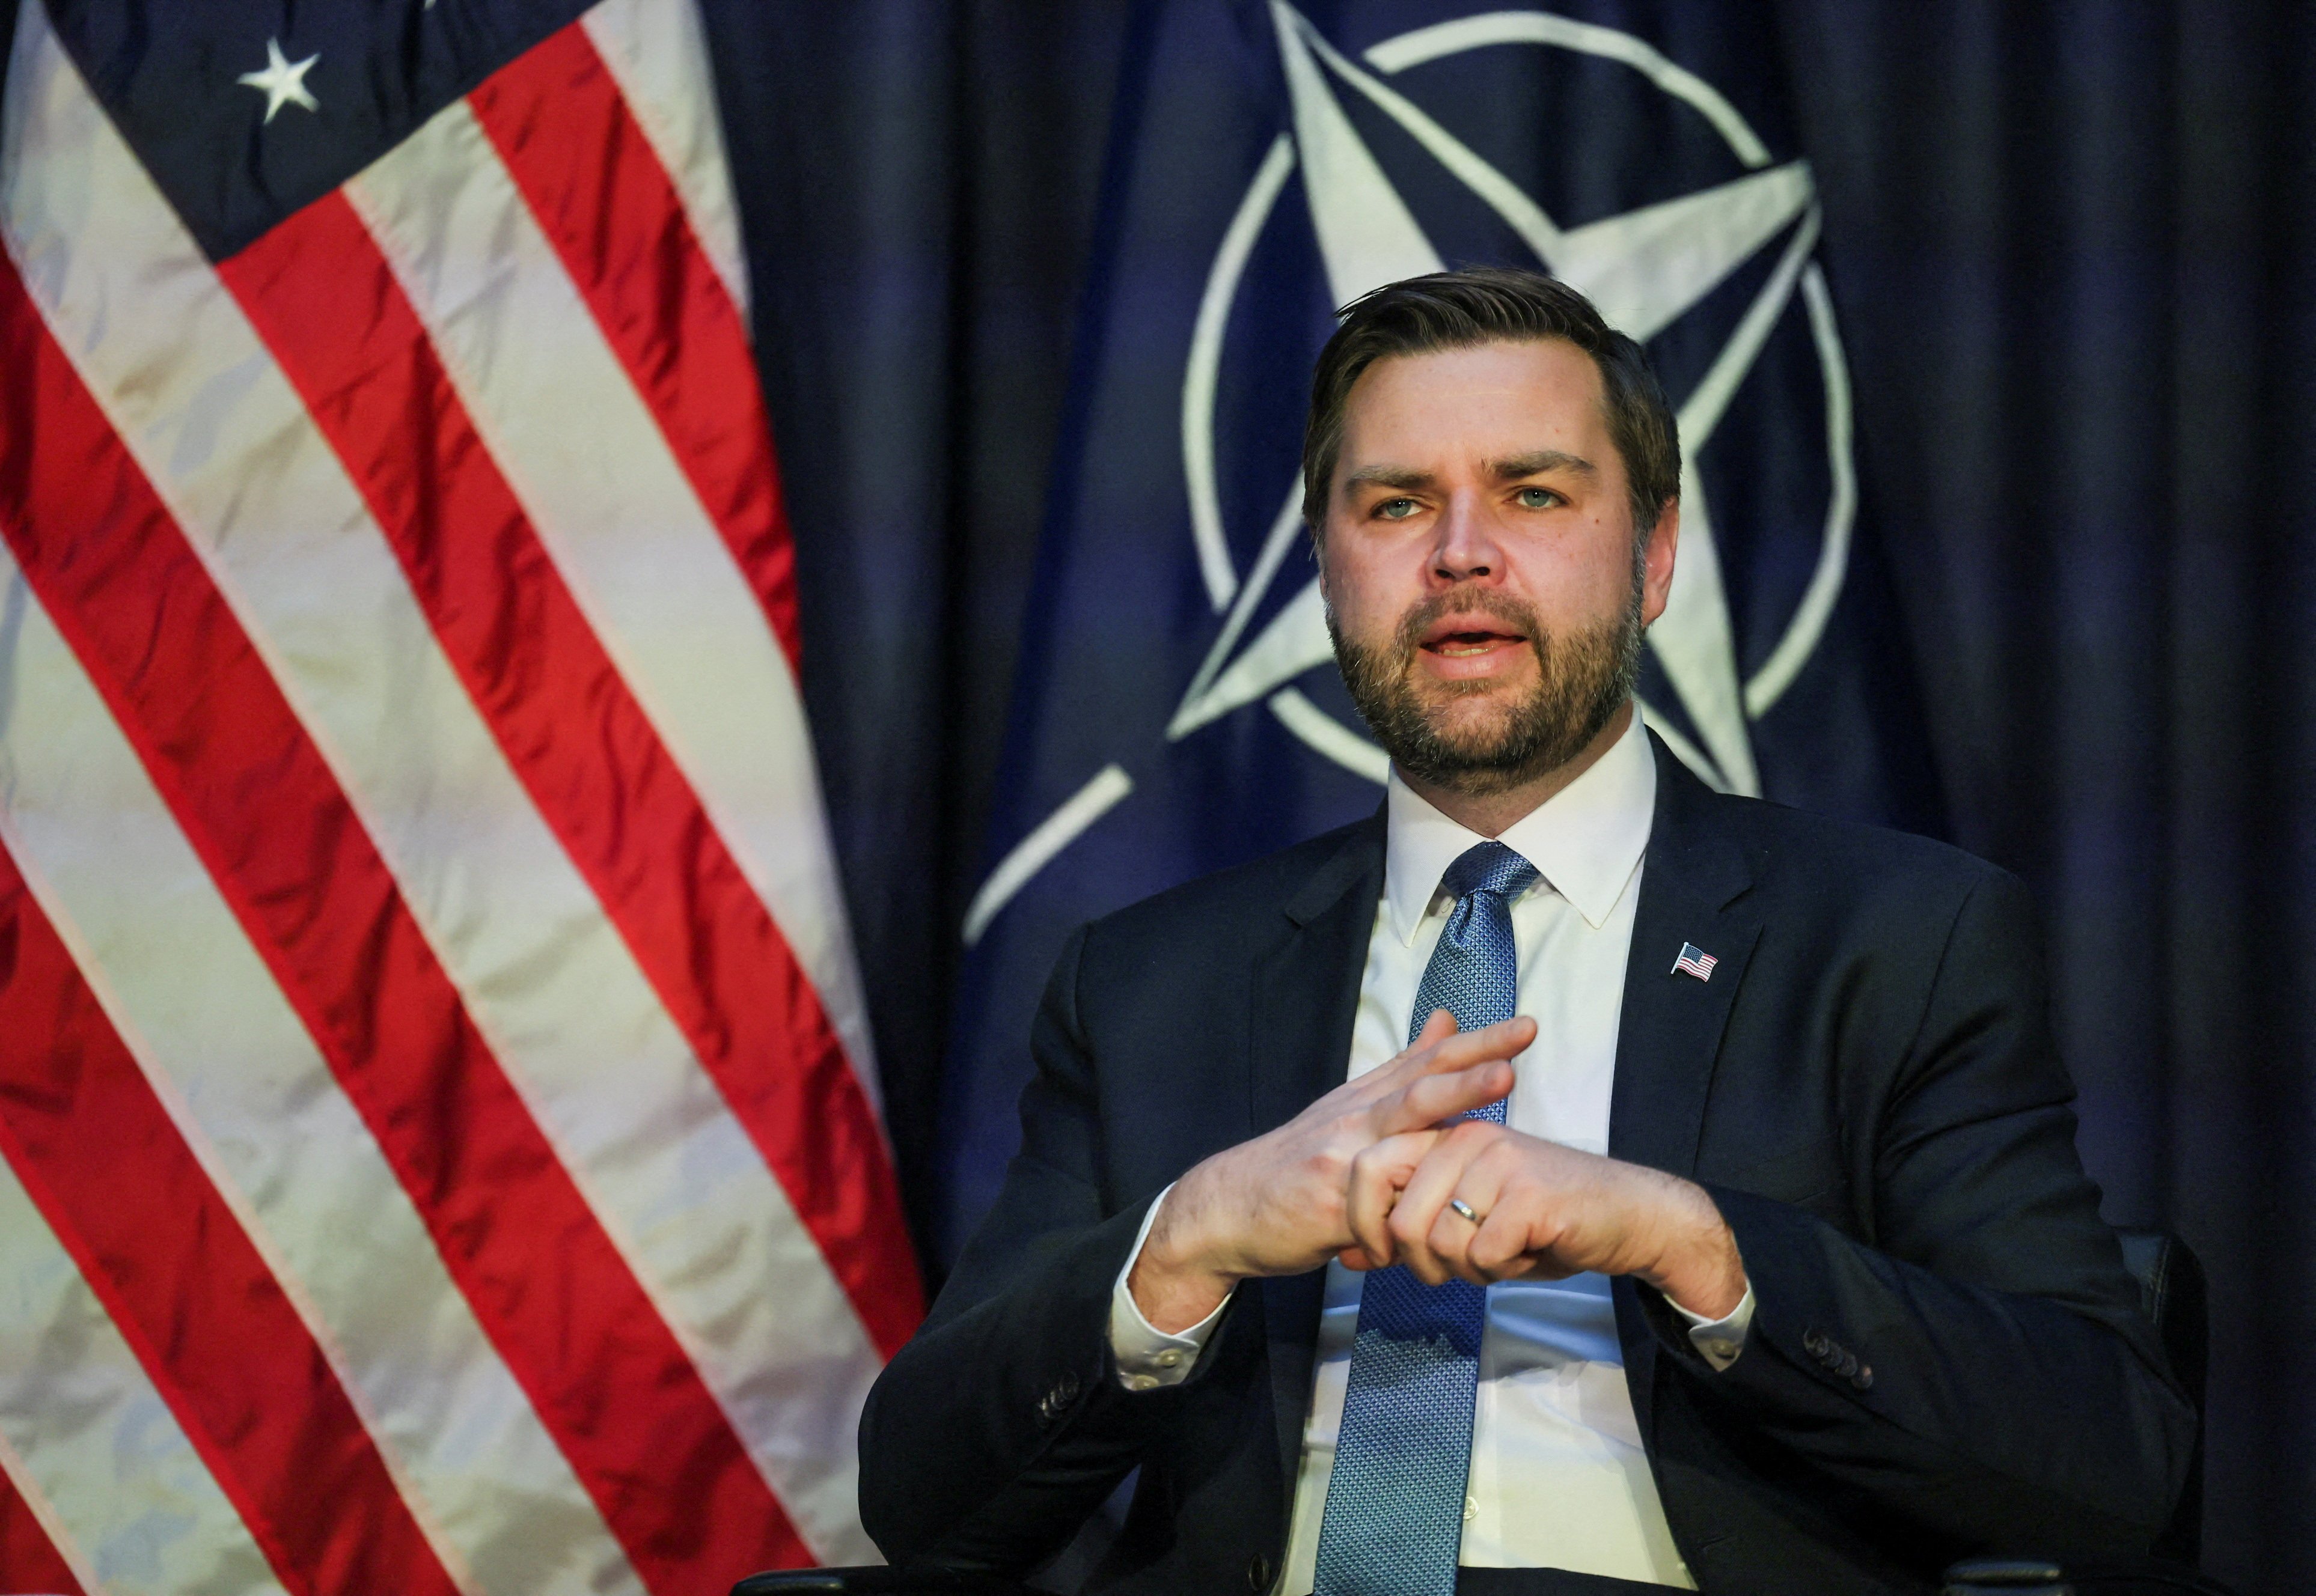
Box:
[1375,497,1420,520]
[1517,486,1561,510]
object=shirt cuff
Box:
[1666,1281,1755,1371]
[1107,1183,1230,1390]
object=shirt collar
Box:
[1383,707,1657,943]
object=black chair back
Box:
[1945,1230,2221,1596]
[2114,1229,2208,1562]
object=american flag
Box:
[1672,942,1719,982]
[0,1,919,1591]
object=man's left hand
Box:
[1345,1121,1748,1320]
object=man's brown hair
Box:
[1300,266,1681,547]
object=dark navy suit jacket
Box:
[860,739,2195,1595]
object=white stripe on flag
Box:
[581,0,751,320]
[344,96,884,1113]
[0,1156,290,1596]
[0,13,881,1564]
[0,548,642,1596]
[0,1430,96,1595]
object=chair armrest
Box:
[1942,1557,2243,1596]
[732,1570,1033,1596]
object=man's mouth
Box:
[1417,615,1527,659]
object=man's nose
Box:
[1429,492,1505,585]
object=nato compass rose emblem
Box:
[966,5,1856,943]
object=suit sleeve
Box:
[1647,870,2198,1559]
[857,924,1232,1574]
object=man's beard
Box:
[1328,578,1644,798]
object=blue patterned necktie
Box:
[1312,840,1540,1596]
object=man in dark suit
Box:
[858,269,2194,1594]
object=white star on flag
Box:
[237,38,320,124]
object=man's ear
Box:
[1639,498,1679,629]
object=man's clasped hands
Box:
[1126,1011,1749,1335]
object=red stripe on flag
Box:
[222,192,924,1360]
[0,251,810,1585]
[469,22,803,670]
[0,1465,85,1596]
[0,845,462,1596]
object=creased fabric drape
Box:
[704,1,2314,1583]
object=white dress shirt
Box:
[1107,711,1754,1591]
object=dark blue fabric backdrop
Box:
[697,3,2312,1588]
[700,6,2315,1586]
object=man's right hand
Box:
[1126,1010,1535,1332]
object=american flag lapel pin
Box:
[1672,942,1718,982]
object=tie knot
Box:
[1439,839,1539,905]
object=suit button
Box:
[1246,1552,1274,1591]
[1037,1374,1080,1420]
[1801,1327,1829,1358]
[1850,1364,1874,1390]
[1036,1372,1081,1424]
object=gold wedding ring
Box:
[1449,1198,1482,1225]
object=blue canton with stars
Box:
[35,0,594,262]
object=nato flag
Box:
[940,0,1941,1260]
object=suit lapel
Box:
[1609,743,1760,1177]
[1248,812,1384,1136]
[1247,811,1384,1498]
[1609,737,1761,1435]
